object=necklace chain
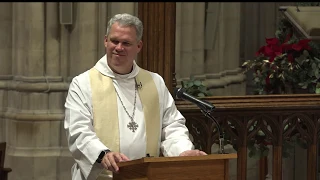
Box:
[114,78,138,132]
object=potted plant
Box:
[180,76,213,97]
[242,17,320,95]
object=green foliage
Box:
[242,2,320,94]
[181,76,213,97]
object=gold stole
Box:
[89,67,161,179]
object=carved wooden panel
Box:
[137,2,176,94]
[176,94,320,180]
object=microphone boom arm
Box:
[174,87,224,153]
[200,108,225,154]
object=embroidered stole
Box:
[89,67,161,179]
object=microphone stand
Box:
[199,107,225,154]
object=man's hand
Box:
[101,152,130,173]
[179,150,207,156]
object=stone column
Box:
[175,3,245,96]
[69,3,100,77]
[192,3,206,76]
[109,2,136,17]
[176,2,205,80]
[46,4,72,179]
[178,2,193,79]
[0,2,12,143]
[7,3,69,180]
[9,3,46,180]
[204,2,246,96]
[97,2,109,57]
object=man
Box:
[64,13,207,180]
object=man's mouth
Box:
[113,53,125,56]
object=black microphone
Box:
[174,87,225,154]
[174,87,215,112]
[135,80,143,89]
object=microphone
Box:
[174,87,225,154]
[135,81,143,89]
[174,88,215,112]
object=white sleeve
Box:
[156,75,194,156]
[64,74,108,179]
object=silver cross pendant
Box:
[127,121,138,132]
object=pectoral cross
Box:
[127,121,138,132]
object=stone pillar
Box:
[192,3,206,76]
[204,2,246,96]
[9,3,45,180]
[176,2,205,79]
[175,3,245,96]
[97,2,109,58]
[69,3,100,77]
[46,3,60,77]
[0,2,12,143]
[109,2,136,17]
[178,2,193,79]
[7,3,69,180]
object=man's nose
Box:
[115,43,124,50]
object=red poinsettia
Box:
[255,37,311,63]
[292,39,312,51]
[242,17,320,95]
[256,38,282,62]
[253,37,312,90]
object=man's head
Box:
[105,13,143,74]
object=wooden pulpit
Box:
[113,153,237,180]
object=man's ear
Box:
[104,35,108,47]
[137,40,143,53]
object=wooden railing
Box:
[176,94,320,180]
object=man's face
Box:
[105,22,142,74]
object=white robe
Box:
[64,55,194,180]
